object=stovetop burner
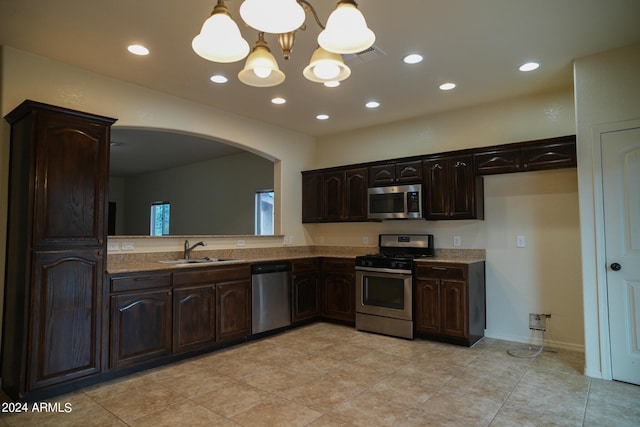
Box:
[356,234,435,271]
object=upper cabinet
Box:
[424,154,484,220]
[369,160,423,186]
[474,135,576,175]
[302,167,368,223]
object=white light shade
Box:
[238,37,285,87]
[240,0,306,34]
[317,1,375,54]
[192,8,250,63]
[303,47,351,83]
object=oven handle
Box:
[355,266,413,275]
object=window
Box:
[150,201,170,236]
[255,191,274,235]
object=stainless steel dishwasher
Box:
[251,262,291,334]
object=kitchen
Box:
[0,0,639,424]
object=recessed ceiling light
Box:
[519,62,540,72]
[439,82,456,91]
[127,44,149,56]
[271,97,286,105]
[324,81,340,88]
[316,114,330,120]
[365,101,380,109]
[210,74,228,84]
[403,53,423,64]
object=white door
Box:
[602,125,640,385]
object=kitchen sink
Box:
[158,257,240,265]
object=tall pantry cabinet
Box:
[2,100,116,400]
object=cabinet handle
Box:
[167,291,172,296]
[432,267,447,271]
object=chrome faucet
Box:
[184,240,207,260]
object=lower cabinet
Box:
[108,264,251,370]
[216,279,251,342]
[321,258,356,324]
[173,285,216,353]
[109,272,173,369]
[414,261,485,346]
[291,259,321,323]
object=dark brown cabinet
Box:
[173,285,216,353]
[108,272,172,368]
[216,278,251,342]
[474,135,576,175]
[173,265,251,345]
[321,258,356,324]
[369,160,423,186]
[321,168,368,222]
[2,101,115,399]
[414,262,485,346]
[291,258,321,323]
[423,154,484,220]
[302,167,367,223]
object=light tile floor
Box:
[1,322,639,426]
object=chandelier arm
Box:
[297,0,325,30]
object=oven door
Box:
[356,269,413,321]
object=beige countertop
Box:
[107,246,485,274]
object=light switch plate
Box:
[453,236,461,247]
[517,235,526,248]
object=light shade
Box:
[238,34,286,87]
[303,47,351,83]
[192,1,249,63]
[240,0,306,34]
[318,0,375,54]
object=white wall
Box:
[574,43,640,378]
[312,90,583,350]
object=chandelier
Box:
[191,0,375,87]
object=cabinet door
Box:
[28,250,103,391]
[345,168,368,221]
[474,148,522,175]
[33,111,109,247]
[424,158,449,219]
[110,289,172,369]
[292,271,320,322]
[216,279,251,342]
[522,141,577,171]
[302,172,322,223]
[414,278,441,335]
[173,285,216,353]
[448,155,478,219]
[395,160,423,184]
[440,280,468,338]
[369,164,396,186]
[321,172,345,221]
[322,272,355,323]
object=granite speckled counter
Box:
[107,246,485,274]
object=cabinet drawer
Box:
[415,264,466,280]
[322,258,355,273]
[291,258,321,273]
[110,273,172,293]
[173,264,250,286]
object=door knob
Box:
[610,263,622,271]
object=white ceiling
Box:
[1,0,639,173]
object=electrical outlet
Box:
[529,313,547,330]
[453,236,461,247]
[121,242,134,251]
[236,239,245,247]
[363,236,369,245]
[517,235,526,248]
[107,242,120,251]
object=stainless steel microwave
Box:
[367,184,423,220]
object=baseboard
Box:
[484,331,585,353]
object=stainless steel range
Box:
[355,234,434,339]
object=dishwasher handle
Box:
[251,262,291,275]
